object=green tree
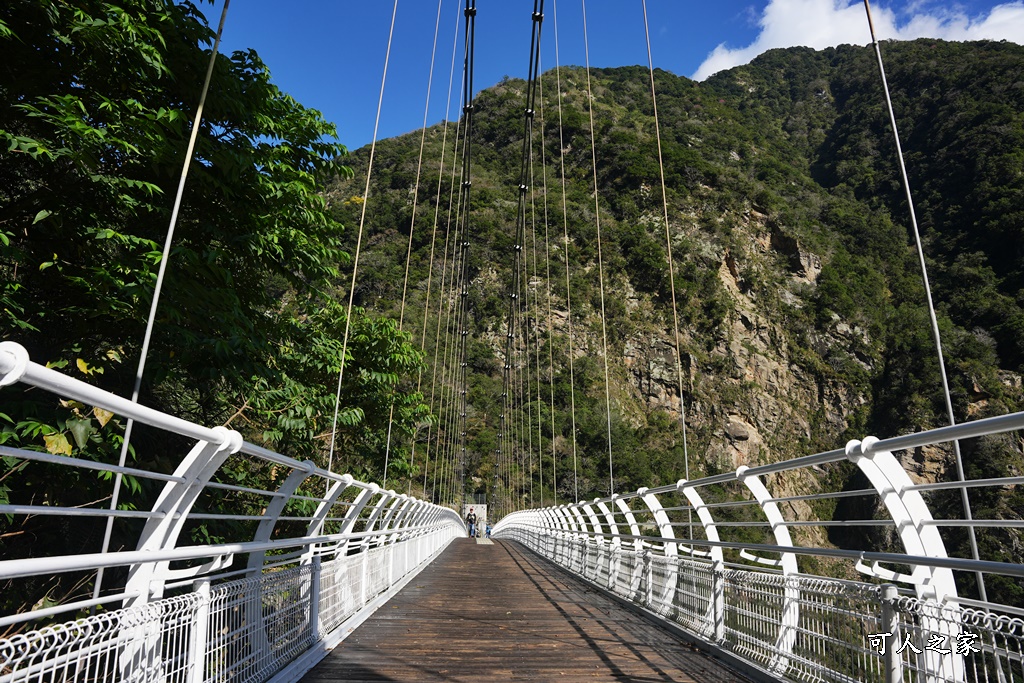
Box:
[0,0,429,612]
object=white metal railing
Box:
[495,413,1024,683]
[0,341,464,683]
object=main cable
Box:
[454,0,478,513]
[498,0,545,513]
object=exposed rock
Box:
[967,400,989,419]
[770,225,822,283]
[1000,370,1022,389]
[900,444,950,484]
[725,419,750,441]
[707,416,765,471]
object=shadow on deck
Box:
[301,538,750,682]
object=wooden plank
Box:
[301,539,750,682]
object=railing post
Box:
[676,480,724,641]
[188,579,211,683]
[360,550,369,607]
[643,550,652,608]
[881,584,903,683]
[736,466,799,674]
[309,555,322,642]
[639,488,678,616]
[712,568,725,643]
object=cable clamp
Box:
[533,12,543,22]
[462,104,474,113]
[464,7,477,17]
[524,109,534,119]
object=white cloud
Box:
[692,0,1024,80]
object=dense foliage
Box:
[0,0,428,614]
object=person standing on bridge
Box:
[466,508,477,538]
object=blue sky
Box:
[206,1,1023,151]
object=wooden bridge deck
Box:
[301,538,750,682]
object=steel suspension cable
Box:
[439,204,467,507]
[417,1,464,498]
[327,0,400,479]
[435,204,464,504]
[517,296,529,507]
[861,0,986,601]
[580,0,616,496]
[537,55,559,506]
[553,0,580,503]
[528,239,544,507]
[428,45,471,506]
[427,104,466,503]
[530,142,545,509]
[94,0,231,602]
[641,0,692,539]
[382,0,445,489]
[415,0,464,497]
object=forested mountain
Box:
[1,0,1022,613]
[327,39,1024,601]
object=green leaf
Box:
[66,417,95,449]
[32,209,51,225]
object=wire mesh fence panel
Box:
[723,570,789,669]
[648,553,678,618]
[782,579,885,683]
[364,546,392,601]
[594,545,610,588]
[0,594,200,683]
[897,596,1024,683]
[207,569,315,683]
[612,549,641,602]
[670,556,716,640]
[318,553,364,634]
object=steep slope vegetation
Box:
[325,39,1024,600]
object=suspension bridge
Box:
[2,0,1024,682]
